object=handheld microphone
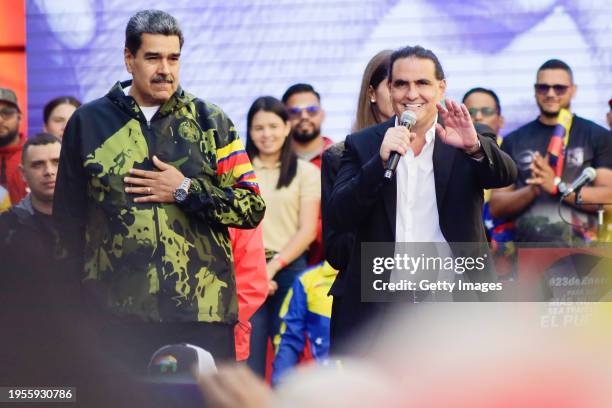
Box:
[384,110,417,179]
[562,167,596,197]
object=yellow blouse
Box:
[252,157,321,253]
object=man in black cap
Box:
[0,87,27,204]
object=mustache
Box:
[151,75,173,84]
[297,118,314,126]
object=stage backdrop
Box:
[26,0,612,140]
[1,0,27,136]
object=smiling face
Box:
[124,33,181,107]
[388,56,446,133]
[284,91,325,144]
[535,68,575,118]
[249,110,291,160]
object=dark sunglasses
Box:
[0,107,18,120]
[288,105,320,118]
[534,83,570,96]
[468,107,497,117]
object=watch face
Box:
[174,188,188,202]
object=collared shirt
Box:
[296,136,334,168]
[395,116,447,243]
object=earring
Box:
[370,99,376,103]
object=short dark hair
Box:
[537,59,573,83]
[281,83,321,105]
[22,133,61,164]
[388,45,445,83]
[125,10,184,55]
[462,87,502,114]
[43,96,81,124]
[245,96,297,189]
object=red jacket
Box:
[0,134,27,205]
[230,224,268,361]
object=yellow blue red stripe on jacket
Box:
[216,139,260,194]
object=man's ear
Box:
[569,84,577,100]
[439,79,447,99]
[124,48,134,74]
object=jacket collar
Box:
[106,80,196,123]
[13,194,34,216]
[0,133,26,155]
[10,194,39,227]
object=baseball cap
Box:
[147,343,217,384]
[0,88,20,112]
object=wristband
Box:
[273,254,287,269]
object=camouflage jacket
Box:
[54,81,265,323]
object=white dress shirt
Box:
[395,116,447,243]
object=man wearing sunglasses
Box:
[462,88,504,225]
[282,83,334,265]
[0,87,28,205]
[463,88,504,137]
[282,83,334,169]
[490,59,612,244]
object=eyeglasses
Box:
[287,105,320,118]
[0,107,18,120]
[468,107,498,118]
[534,83,570,96]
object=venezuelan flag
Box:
[216,139,260,194]
[547,108,573,175]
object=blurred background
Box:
[12,0,611,139]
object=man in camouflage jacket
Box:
[54,10,265,366]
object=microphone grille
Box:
[400,110,417,127]
[584,166,597,180]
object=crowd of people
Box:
[1,8,612,407]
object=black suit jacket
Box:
[321,142,354,296]
[327,117,517,342]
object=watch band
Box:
[178,177,191,191]
[173,177,192,203]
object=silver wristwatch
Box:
[173,177,192,203]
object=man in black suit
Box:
[327,45,517,349]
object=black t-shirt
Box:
[501,115,612,243]
[33,207,56,237]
